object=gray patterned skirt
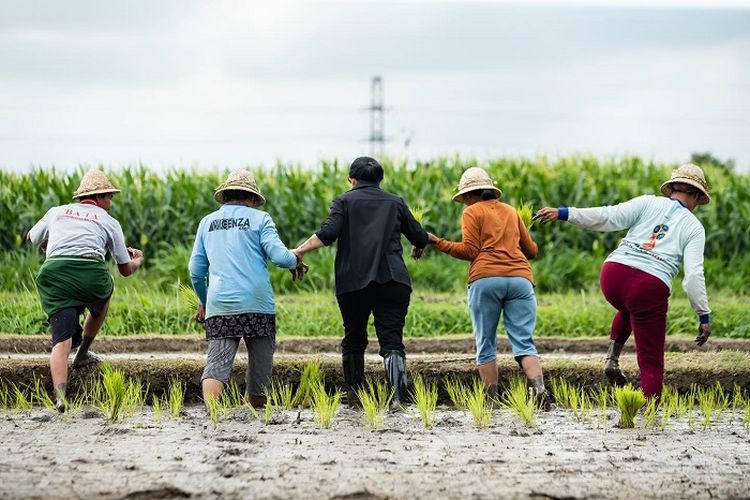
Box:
[204,312,276,340]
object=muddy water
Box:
[2,407,748,499]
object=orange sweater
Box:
[436,200,538,285]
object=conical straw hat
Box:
[214,170,266,205]
[452,167,502,203]
[660,163,711,205]
[72,170,121,199]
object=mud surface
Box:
[2,406,748,499]
[3,335,749,355]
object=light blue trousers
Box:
[467,276,538,365]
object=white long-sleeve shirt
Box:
[561,195,710,320]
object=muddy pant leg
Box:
[628,276,670,399]
[600,262,632,344]
[372,281,410,357]
[337,288,373,356]
[245,334,275,397]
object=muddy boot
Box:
[384,351,408,411]
[244,394,267,409]
[527,375,551,411]
[604,340,627,387]
[342,353,365,408]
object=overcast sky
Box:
[1,0,749,172]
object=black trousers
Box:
[336,281,411,357]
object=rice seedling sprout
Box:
[167,376,185,418]
[294,360,324,408]
[357,378,393,429]
[411,375,438,429]
[98,363,128,423]
[444,377,470,410]
[613,385,645,429]
[31,377,57,414]
[152,394,163,424]
[311,382,342,429]
[503,376,537,428]
[465,378,493,428]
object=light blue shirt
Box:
[188,204,297,318]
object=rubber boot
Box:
[383,351,408,411]
[342,353,365,408]
[527,374,551,411]
[604,340,627,387]
[245,394,267,409]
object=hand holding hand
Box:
[533,207,559,224]
[194,304,205,323]
[695,323,711,346]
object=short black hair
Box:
[349,156,384,183]
[221,189,256,203]
[78,193,112,202]
[465,189,499,201]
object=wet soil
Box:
[3,334,749,355]
[1,406,748,499]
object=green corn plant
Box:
[152,394,163,424]
[613,385,645,429]
[411,375,438,429]
[465,378,493,429]
[167,376,185,418]
[311,382,342,429]
[503,376,537,428]
[31,377,58,414]
[357,378,393,429]
[294,360,324,408]
[97,363,128,423]
[444,377,470,410]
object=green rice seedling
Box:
[220,380,245,414]
[744,400,750,429]
[31,377,57,414]
[311,382,342,429]
[729,384,744,424]
[577,390,594,425]
[264,399,273,425]
[152,394,163,424]
[465,378,493,429]
[409,207,426,259]
[269,380,295,410]
[411,375,438,429]
[516,201,534,229]
[357,378,393,429]
[697,385,719,429]
[294,360,324,408]
[123,377,146,417]
[0,381,9,410]
[550,377,579,411]
[444,377,470,410]
[613,385,645,429]
[503,376,537,428]
[642,397,659,429]
[167,376,185,418]
[12,383,33,415]
[712,382,729,422]
[244,400,261,421]
[97,363,128,423]
[593,386,611,430]
[205,395,221,426]
[659,400,675,431]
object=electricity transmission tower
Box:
[367,76,385,157]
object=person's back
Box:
[457,199,537,284]
[190,203,296,318]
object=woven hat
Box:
[660,163,710,205]
[72,170,121,199]
[214,170,266,205]
[452,167,502,203]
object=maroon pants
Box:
[599,262,670,398]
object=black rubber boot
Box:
[604,340,627,387]
[527,374,551,411]
[342,353,365,408]
[383,351,408,411]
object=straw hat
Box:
[452,167,502,203]
[660,163,710,205]
[72,170,121,199]
[214,170,266,205]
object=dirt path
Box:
[1,406,748,499]
[3,335,749,355]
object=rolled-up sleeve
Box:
[188,221,209,305]
[260,214,297,269]
[315,197,345,246]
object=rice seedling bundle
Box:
[465,379,493,428]
[294,360,324,408]
[613,385,645,429]
[152,395,163,424]
[12,383,33,415]
[503,376,537,428]
[411,375,438,429]
[269,380,295,410]
[31,377,57,414]
[311,382,342,429]
[97,363,128,423]
[167,376,185,418]
[357,378,393,429]
[444,377,471,410]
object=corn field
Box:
[2,155,748,260]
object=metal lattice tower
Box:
[368,76,385,157]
